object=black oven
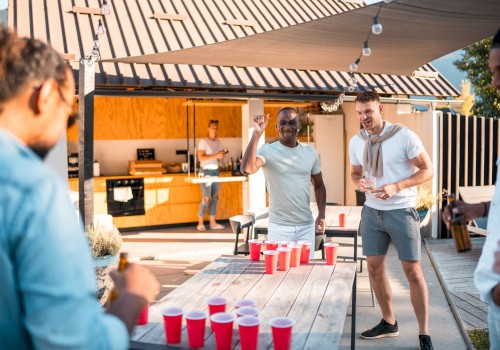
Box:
[106,178,145,217]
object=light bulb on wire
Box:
[91,46,101,61]
[349,58,360,72]
[362,41,372,56]
[101,0,112,15]
[93,35,100,48]
[349,76,358,86]
[97,20,106,36]
[372,17,383,35]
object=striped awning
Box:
[9,0,459,97]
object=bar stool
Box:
[229,215,255,256]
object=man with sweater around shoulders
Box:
[349,90,434,350]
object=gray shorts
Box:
[360,206,421,261]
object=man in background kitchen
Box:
[0,27,159,349]
[443,29,500,349]
[240,108,326,259]
[196,119,228,231]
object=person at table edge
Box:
[443,29,500,349]
[0,27,159,349]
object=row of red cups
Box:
[248,240,340,273]
[161,297,293,349]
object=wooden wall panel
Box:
[263,106,282,138]
[189,105,242,138]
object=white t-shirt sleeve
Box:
[311,151,321,175]
[403,129,425,159]
[349,136,362,166]
[256,144,268,165]
[198,138,207,151]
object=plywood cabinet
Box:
[68,173,244,229]
[67,97,244,141]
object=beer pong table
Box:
[129,256,357,350]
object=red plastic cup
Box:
[235,306,259,318]
[235,299,257,309]
[136,305,149,325]
[277,247,292,271]
[324,242,340,265]
[162,306,183,344]
[207,296,227,316]
[236,316,261,350]
[210,312,235,350]
[280,241,295,248]
[269,317,295,350]
[265,240,279,251]
[207,296,227,330]
[248,239,262,261]
[297,241,312,264]
[339,213,346,227]
[289,244,302,267]
[185,310,207,348]
[263,250,279,274]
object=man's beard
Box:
[30,143,51,160]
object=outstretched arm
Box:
[241,114,269,175]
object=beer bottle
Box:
[107,252,128,308]
[448,194,472,253]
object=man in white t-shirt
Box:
[443,29,500,349]
[196,119,228,231]
[349,90,434,350]
[241,107,326,259]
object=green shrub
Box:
[86,225,123,258]
[468,328,489,350]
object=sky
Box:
[0,0,5,10]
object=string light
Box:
[321,2,386,113]
[362,41,372,56]
[371,17,383,35]
[101,0,112,15]
[82,5,113,64]
[97,20,106,36]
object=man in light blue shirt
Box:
[0,27,159,349]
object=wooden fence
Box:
[438,112,499,238]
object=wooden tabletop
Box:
[130,256,357,350]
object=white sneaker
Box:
[196,224,206,231]
[209,223,225,230]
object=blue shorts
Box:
[360,206,421,261]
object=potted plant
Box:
[416,187,446,221]
[87,224,123,304]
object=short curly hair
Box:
[355,90,381,104]
[0,27,68,111]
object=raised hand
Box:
[253,114,270,134]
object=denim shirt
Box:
[0,130,127,349]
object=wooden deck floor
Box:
[426,237,488,330]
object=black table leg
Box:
[351,271,357,349]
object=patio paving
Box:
[123,225,472,349]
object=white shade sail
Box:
[103,0,500,76]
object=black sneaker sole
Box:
[360,331,400,340]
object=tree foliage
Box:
[458,80,474,116]
[454,37,500,118]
